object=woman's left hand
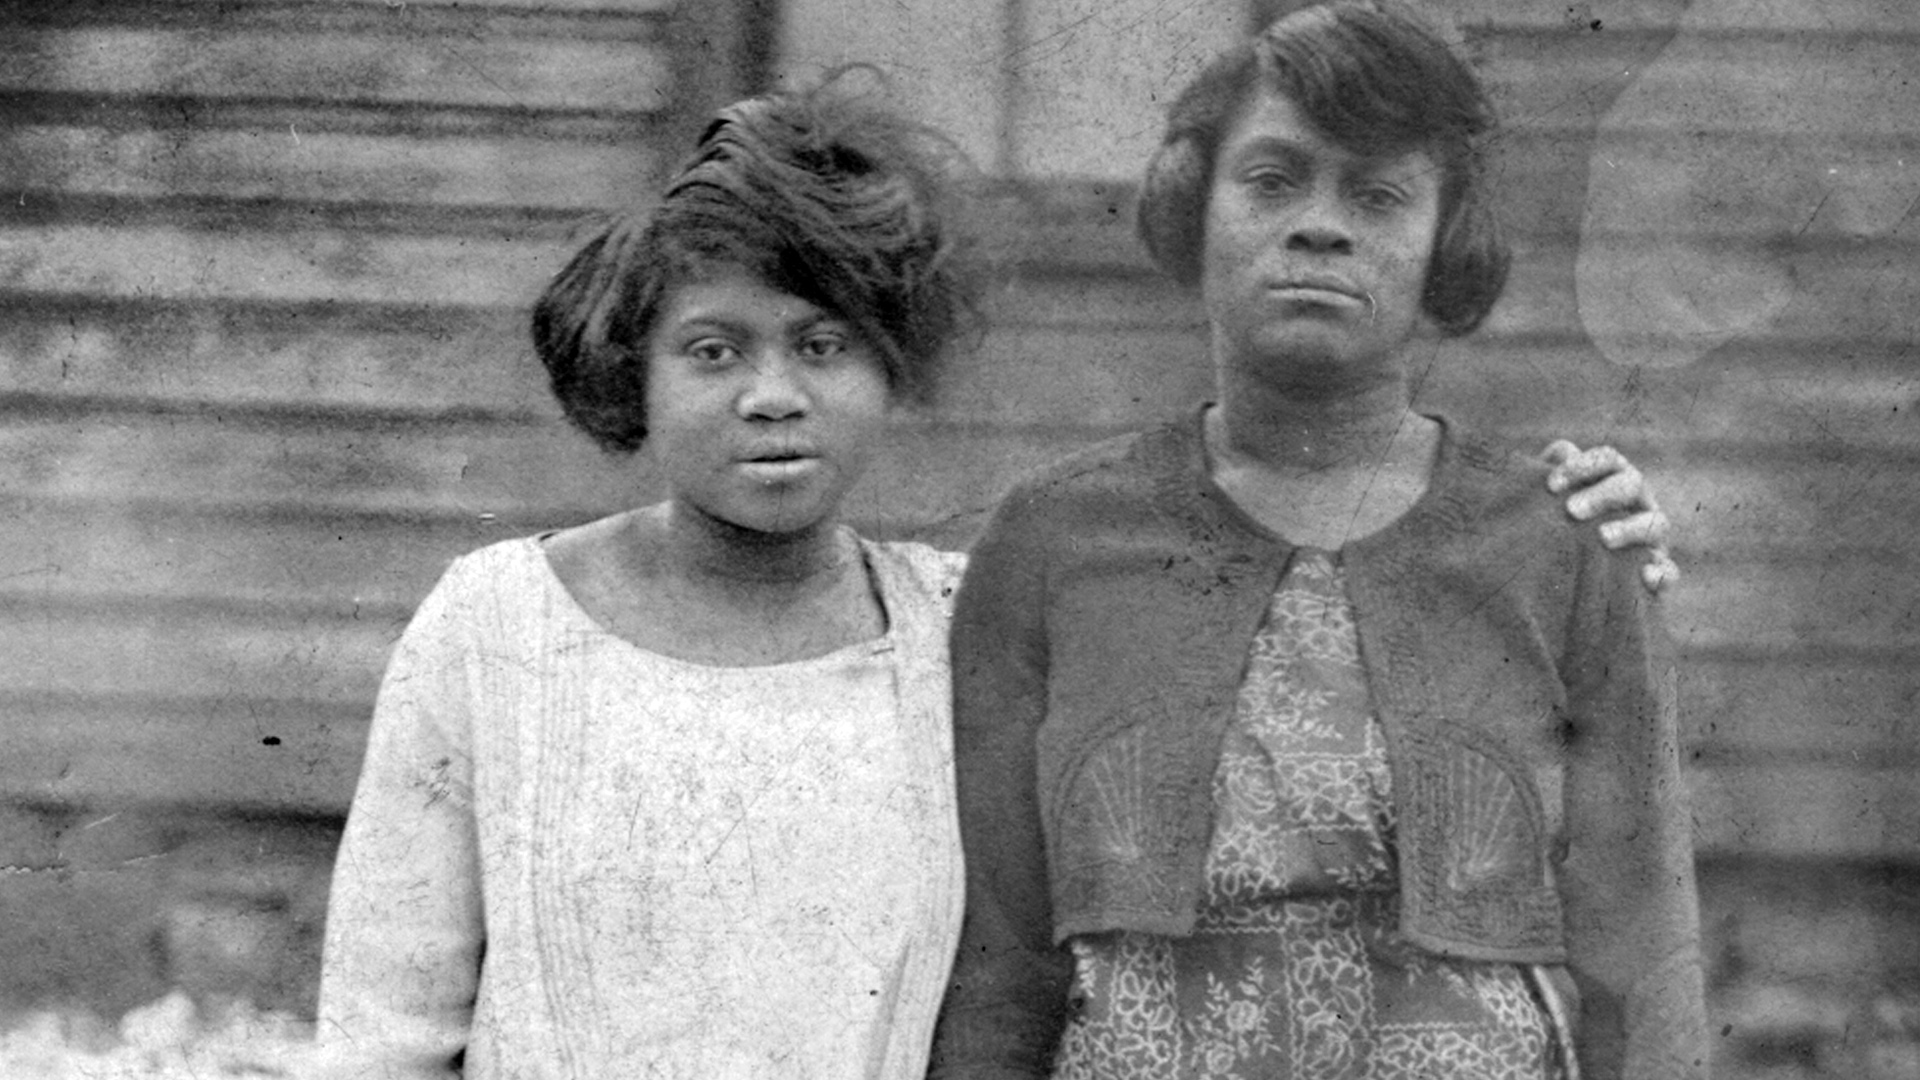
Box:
[1543,440,1679,593]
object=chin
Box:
[715,492,842,538]
[1249,331,1352,368]
[723,509,831,538]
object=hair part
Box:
[532,71,974,454]
[1136,0,1510,336]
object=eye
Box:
[796,329,852,362]
[685,338,741,368]
[1244,167,1300,199]
[1353,183,1409,211]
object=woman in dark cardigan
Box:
[929,3,1708,1078]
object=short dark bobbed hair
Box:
[532,74,972,453]
[1136,0,1510,337]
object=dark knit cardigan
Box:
[929,410,1707,1080]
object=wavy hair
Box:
[532,72,973,453]
[1136,0,1509,336]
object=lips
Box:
[1271,273,1364,300]
[733,443,822,484]
[737,442,818,464]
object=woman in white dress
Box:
[312,71,1673,1080]
[314,81,973,1080]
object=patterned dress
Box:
[1053,549,1562,1080]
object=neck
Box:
[1210,362,1422,474]
[661,502,853,594]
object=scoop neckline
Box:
[1190,403,1451,560]
[521,533,900,673]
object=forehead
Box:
[657,265,829,326]
[1219,88,1435,178]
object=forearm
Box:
[930,502,1073,1079]
[316,590,485,1078]
[929,706,1074,1079]
[318,785,482,1079]
[1560,557,1708,1079]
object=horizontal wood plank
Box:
[0,601,393,709]
[0,415,633,520]
[1486,35,1920,138]
[0,124,663,210]
[1689,763,1920,858]
[0,693,368,812]
[0,302,544,414]
[0,223,575,307]
[0,28,671,113]
[0,499,499,615]
[1486,127,1919,240]
[1663,551,1920,653]
[317,0,677,9]
[1465,6,1920,34]
[1656,457,1920,552]
[1682,652,1920,761]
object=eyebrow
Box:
[670,309,845,337]
[1227,136,1438,186]
[1223,135,1314,164]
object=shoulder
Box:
[1423,420,1646,604]
[984,420,1191,546]
[1441,421,1553,500]
[1000,427,1161,506]
[533,506,655,599]
[396,533,561,653]
[861,537,967,611]
[435,534,556,605]
[961,417,1211,585]
[1434,421,1583,547]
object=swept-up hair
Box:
[1136,0,1510,336]
[533,72,971,453]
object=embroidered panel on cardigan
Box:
[1395,719,1564,952]
[1055,722,1190,918]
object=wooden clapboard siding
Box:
[0,0,751,819]
[3,0,1916,875]
[1670,547,1920,654]
[1458,10,1920,862]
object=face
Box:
[1201,88,1442,385]
[643,268,892,535]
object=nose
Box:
[736,352,810,420]
[1285,194,1354,255]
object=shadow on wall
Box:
[1576,0,1920,370]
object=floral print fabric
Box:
[1053,550,1559,1080]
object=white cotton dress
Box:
[315,535,967,1080]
